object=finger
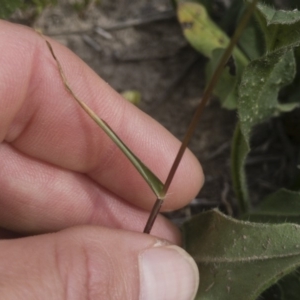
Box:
[0,143,180,244]
[0,227,21,239]
[0,226,199,300]
[1,20,204,211]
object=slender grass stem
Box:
[143,199,164,233]
[143,0,259,234]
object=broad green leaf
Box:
[238,48,296,143]
[183,209,300,300]
[262,271,300,300]
[244,189,300,224]
[234,21,298,219]
[255,3,300,51]
[231,123,250,213]
[243,187,300,299]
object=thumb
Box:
[0,226,199,300]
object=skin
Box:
[0,20,204,299]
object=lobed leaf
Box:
[255,2,300,51]
[233,48,296,209]
[238,48,296,143]
[243,189,300,224]
[257,3,300,25]
[183,209,300,300]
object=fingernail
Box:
[139,245,199,300]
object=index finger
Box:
[0,20,204,211]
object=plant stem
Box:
[143,0,259,234]
[143,199,164,233]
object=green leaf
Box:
[238,48,296,143]
[206,48,247,109]
[177,2,248,66]
[177,2,230,58]
[242,188,300,299]
[243,189,300,224]
[276,102,299,112]
[262,271,300,300]
[222,1,265,61]
[175,0,215,16]
[285,47,300,104]
[183,209,300,300]
[220,0,245,33]
[231,123,250,213]
[177,2,249,108]
[238,15,265,60]
[257,3,300,25]
[64,98,164,199]
[45,40,164,199]
[205,49,238,109]
[98,119,164,198]
[255,3,300,51]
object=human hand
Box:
[0,20,204,299]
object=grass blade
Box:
[45,40,164,199]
